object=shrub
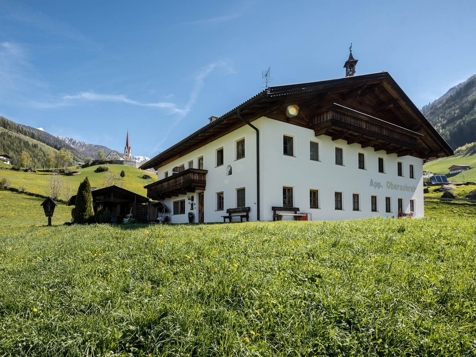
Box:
[72,177,95,224]
[94,166,109,173]
[142,174,152,180]
[120,170,125,178]
[0,177,10,190]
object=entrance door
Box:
[198,193,204,223]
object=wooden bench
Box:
[222,207,250,222]
[272,206,307,221]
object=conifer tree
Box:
[73,177,95,224]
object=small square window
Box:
[236,139,245,160]
[216,192,224,211]
[335,148,343,166]
[335,192,343,210]
[310,189,319,208]
[283,136,294,156]
[371,195,377,212]
[283,187,293,207]
[237,188,246,207]
[358,153,365,170]
[378,158,385,173]
[385,197,391,213]
[353,194,360,211]
[310,142,319,161]
[216,148,224,167]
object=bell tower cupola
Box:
[344,43,358,77]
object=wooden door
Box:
[198,193,204,223]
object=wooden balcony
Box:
[312,104,422,155]
[145,169,207,200]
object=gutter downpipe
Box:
[237,109,260,221]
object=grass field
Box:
[0,164,155,200]
[1,191,476,356]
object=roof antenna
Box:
[262,67,271,89]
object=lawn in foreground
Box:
[1,213,475,356]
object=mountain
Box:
[57,136,115,160]
[421,74,476,150]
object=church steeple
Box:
[344,43,358,77]
[124,131,132,160]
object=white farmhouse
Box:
[140,71,452,223]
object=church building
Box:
[140,51,452,223]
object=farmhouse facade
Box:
[140,72,452,223]
[448,165,470,174]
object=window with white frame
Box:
[283,187,293,207]
[236,188,246,207]
[216,192,224,211]
[335,147,343,166]
[378,157,385,173]
[188,160,193,169]
[216,148,224,167]
[236,139,245,160]
[371,195,377,212]
[335,192,343,210]
[358,153,365,170]
[385,197,391,212]
[410,164,414,179]
[310,142,319,161]
[283,136,294,156]
[398,162,403,177]
[198,156,204,169]
[310,189,319,208]
[410,199,415,212]
[173,200,185,215]
[352,194,360,211]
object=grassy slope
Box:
[0,164,155,200]
[424,151,476,181]
[0,193,476,355]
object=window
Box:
[310,142,319,161]
[410,199,415,212]
[397,162,403,177]
[198,157,204,169]
[371,195,377,212]
[164,171,168,178]
[188,160,193,169]
[283,187,293,207]
[410,164,414,179]
[310,190,319,208]
[236,139,245,160]
[335,192,343,210]
[378,157,384,173]
[385,197,391,213]
[173,200,185,215]
[216,192,224,211]
[398,198,403,214]
[216,148,224,167]
[283,136,294,156]
[335,147,343,166]
[237,188,246,207]
[353,194,360,211]
[358,153,365,170]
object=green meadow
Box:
[0,189,476,356]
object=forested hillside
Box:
[0,127,56,168]
[421,75,476,150]
[0,117,85,162]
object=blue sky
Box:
[1,0,475,157]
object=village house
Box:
[0,154,11,165]
[140,53,452,223]
[448,165,470,174]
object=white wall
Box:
[156,116,424,223]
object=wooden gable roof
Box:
[141,72,453,170]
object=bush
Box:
[95,205,112,223]
[72,177,95,224]
[0,177,10,190]
[120,170,125,178]
[94,166,109,173]
[142,174,152,180]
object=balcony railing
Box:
[312,106,421,151]
[145,169,207,200]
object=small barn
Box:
[448,165,470,174]
[69,185,149,223]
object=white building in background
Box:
[141,66,452,223]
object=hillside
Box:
[58,136,115,160]
[421,74,476,149]
[0,116,86,163]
